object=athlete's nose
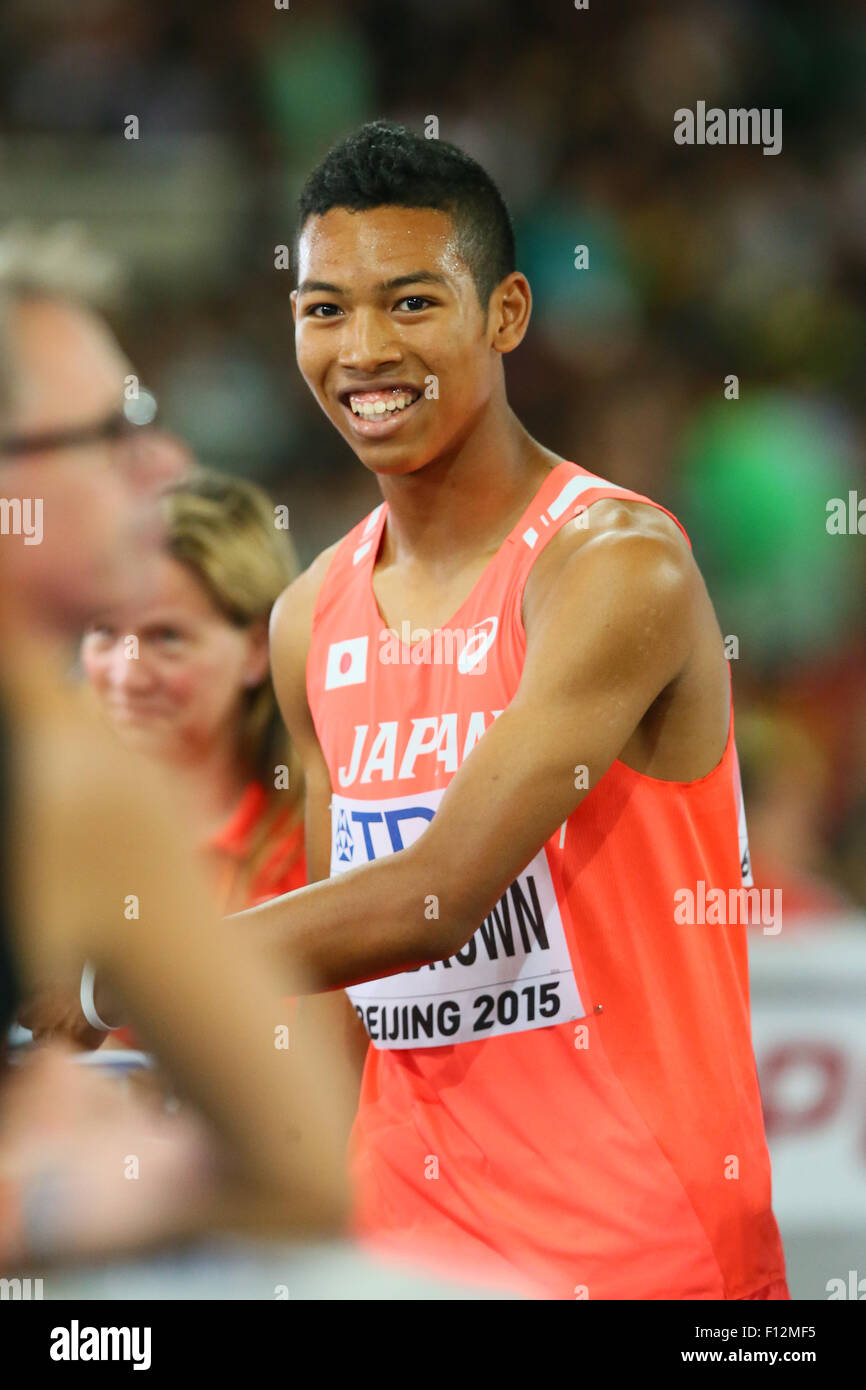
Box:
[336,307,402,373]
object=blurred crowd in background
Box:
[0,0,863,918]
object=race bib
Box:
[331,788,585,1048]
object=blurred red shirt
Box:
[204,780,306,911]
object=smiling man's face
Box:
[292,205,503,477]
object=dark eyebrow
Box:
[296,271,450,297]
[296,279,347,297]
[376,271,449,292]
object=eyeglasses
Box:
[0,388,159,458]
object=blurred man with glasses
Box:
[0,224,189,638]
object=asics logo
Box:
[457,616,499,674]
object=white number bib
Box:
[331,788,585,1049]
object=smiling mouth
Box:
[343,385,422,418]
[335,385,424,437]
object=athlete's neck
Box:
[374,403,563,574]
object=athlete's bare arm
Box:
[274,542,370,1115]
[244,499,729,991]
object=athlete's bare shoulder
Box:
[522,496,696,633]
[270,537,343,666]
[268,536,346,754]
[519,491,729,777]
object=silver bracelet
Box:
[79,961,113,1031]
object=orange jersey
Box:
[306,460,787,1299]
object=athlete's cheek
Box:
[296,329,333,385]
[292,341,321,401]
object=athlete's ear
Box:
[290,289,299,326]
[489,272,532,355]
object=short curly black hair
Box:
[295,121,515,310]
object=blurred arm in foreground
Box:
[0,227,351,1265]
[0,627,351,1267]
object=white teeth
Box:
[348,389,419,419]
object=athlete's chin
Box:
[343,430,442,476]
[355,453,433,480]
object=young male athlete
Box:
[245,121,789,1300]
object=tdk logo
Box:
[333,795,441,868]
[335,807,355,862]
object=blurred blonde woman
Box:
[81,470,307,917]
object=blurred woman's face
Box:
[81,552,269,766]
